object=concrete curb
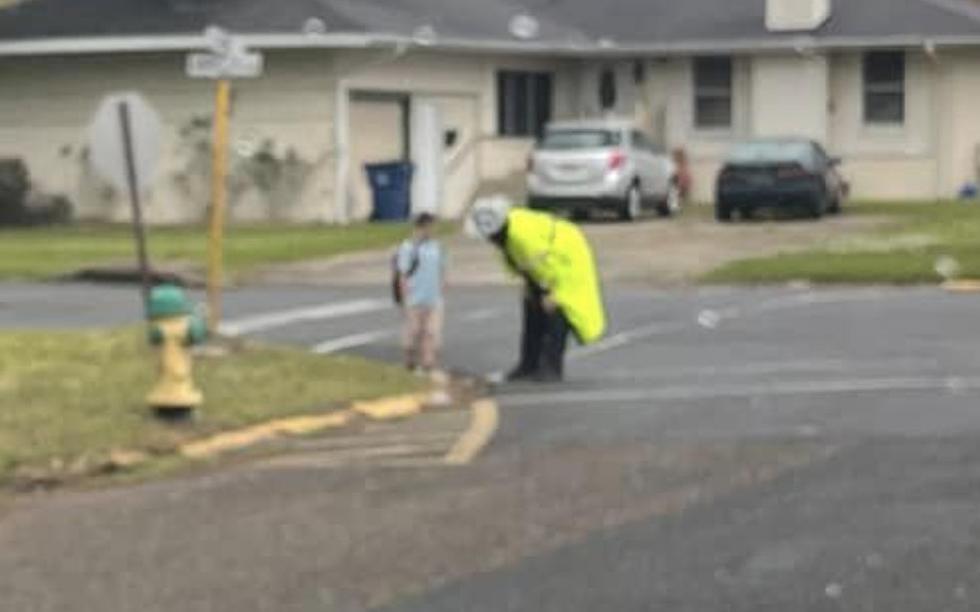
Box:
[179,393,429,461]
[942,280,980,293]
[444,398,499,466]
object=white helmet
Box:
[465,195,513,239]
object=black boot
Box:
[509,290,546,381]
[535,309,569,383]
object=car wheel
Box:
[716,203,733,223]
[657,182,682,218]
[804,198,824,220]
[828,196,842,215]
[621,184,642,222]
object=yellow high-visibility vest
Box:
[503,208,607,344]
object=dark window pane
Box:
[694,56,733,129]
[513,75,529,135]
[540,129,621,150]
[695,56,732,89]
[533,73,553,137]
[865,92,905,124]
[864,52,905,86]
[695,97,732,129]
[496,71,553,137]
[863,51,905,124]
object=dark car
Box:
[715,138,848,222]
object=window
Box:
[693,56,733,129]
[599,68,617,111]
[863,51,905,125]
[539,130,622,150]
[631,130,666,155]
[497,71,553,137]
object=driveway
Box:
[251,210,884,287]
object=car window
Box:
[727,141,812,165]
[538,129,622,150]
[631,130,650,152]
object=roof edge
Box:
[3,32,980,58]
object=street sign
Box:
[187,29,264,80]
[185,26,264,332]
[186,50,264,79]
[88,92,162,195]
[87,92,163,318]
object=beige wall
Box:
[751,54,828,141]
[827,50,940,199]
[333,50,578,219]
[6,44,980,225]
[0,51,338,223]
[634,50,980,203]
[638,56,753,202]
[942,49,980,197]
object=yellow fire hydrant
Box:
[146,284,207,421]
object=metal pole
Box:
[118,100,152,320]
[207,79,232,333]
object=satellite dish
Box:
[303,17,327,36]
[204,25,231,54]
[508,14,540,40]
[412,24,438,46]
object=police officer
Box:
[468,197,606,382]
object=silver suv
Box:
[527,119,680,221]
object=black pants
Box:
[516,287,570,379]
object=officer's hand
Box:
[542,294,558,313]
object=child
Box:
[396,213,446,373]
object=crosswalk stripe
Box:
[312,329,398,354]
[221,298,390,336]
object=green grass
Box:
[0,222,454,280]
[703,200,980,284]
[0,329,423,485]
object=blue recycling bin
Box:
[365,161,413,221]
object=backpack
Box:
[391,242,421,306]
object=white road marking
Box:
[588,357,943,381]
[570,321,686,359]
[569,288,889,363]
[499,376,980,407]
[461,308,503,323]
[222,298,390,336]
[312,330,397,354]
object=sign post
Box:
[88,93,163,320]
[187,27,264,333]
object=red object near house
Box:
[672,148,693,201]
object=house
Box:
[2,0,980,223]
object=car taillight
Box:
[608,150,626,171]
[776,164,810,179]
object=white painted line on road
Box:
[499,376,980,407]
[461,308,503,323]
[312,329,397,354]
[590,357,943,382]
[222,298,390,336]
[570,321,686,360]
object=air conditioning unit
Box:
[766,0,832,32]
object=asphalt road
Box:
[3,281,980,610]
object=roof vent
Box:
[766,0,831,32]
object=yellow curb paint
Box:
[180,410,353,460]
[444,398,499,466]
[943,280,980,293]
[351,394,425,421]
